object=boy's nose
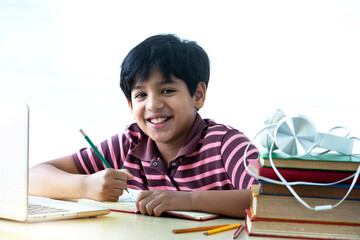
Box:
[146,95,164,111]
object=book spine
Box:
[259,182,360,200]
[252,194,360,224]
[245,209,360,240]
[258,166,360,184]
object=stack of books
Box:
[246,151,360,239]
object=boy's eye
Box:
[162,89,175,94]
[134,92,146,99]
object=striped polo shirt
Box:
[72,114,258,191]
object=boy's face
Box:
[129,68,206,151]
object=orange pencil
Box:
[172,224,230,234]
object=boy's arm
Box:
[29,155,132,201]
[136,189,251,218]
[190,189,251,218]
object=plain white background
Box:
[1,0,359,166]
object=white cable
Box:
[243,126,357,186]
[268,139,360,210]
[243,125,360,211]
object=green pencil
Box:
[79,129,129,193]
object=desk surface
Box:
[0,211,277,240]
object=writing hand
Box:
[84,168,133,202]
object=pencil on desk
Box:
[80,129,129,193]
[172,224,230,234]
[203,223,241,236]
[232,224,244,239]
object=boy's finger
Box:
[117,169,134,180]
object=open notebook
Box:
[78,188,219,221]
[0,101,110,222]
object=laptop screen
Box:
[0,101,29,221]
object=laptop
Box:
[0,101,110,222]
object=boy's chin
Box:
[149,135,171,143]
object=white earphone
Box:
[261,109,355,157]
[244,109,360,211]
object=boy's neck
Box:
[154,115,198,164]
[156,142,182,164]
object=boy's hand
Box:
[136,190,192,217]
[83,168,133,202]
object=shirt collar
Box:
[131,113,208,162]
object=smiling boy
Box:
[130,68,200,162]
[29,34,258,218]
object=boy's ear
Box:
[193,82,207,109]
[127,99,133,112]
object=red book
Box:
[247,159,360,184]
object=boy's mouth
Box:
[148,117,170,124]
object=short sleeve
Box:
[72,133,131,174]
[220,130,259,189]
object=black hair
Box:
[120,34,210,102]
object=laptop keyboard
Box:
[28,203,70,215]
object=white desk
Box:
[0,211,277,240]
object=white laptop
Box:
[0,101,110,222]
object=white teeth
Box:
[150,117,168,124]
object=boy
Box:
[30,34,258,218]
